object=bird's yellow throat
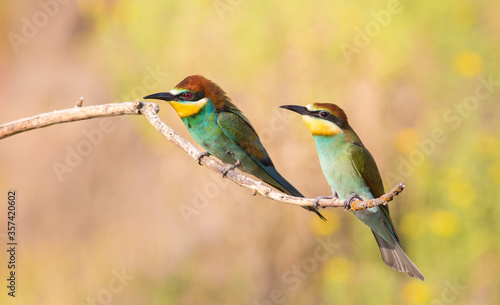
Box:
[169,98,208,118]
[302,116,341,136]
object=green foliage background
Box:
[1,0,499,304]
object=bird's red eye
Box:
[183,92,192,99]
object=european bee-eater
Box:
[144,75,325,220]
[281,103,424,280]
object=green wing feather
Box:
[349,142,396,234]
[216,111,274,167]
[349,141,422,278]
[217,110,300,194]
[349,142,384,197]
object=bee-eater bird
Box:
[280,103,425,280]
[144,75,325,220]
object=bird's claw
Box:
[222,160,241,177]
[313,196,333,209]
[344,193,362,211]
[196,151,211,165]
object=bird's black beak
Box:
[280,105,310,116]
[143,92,176,101]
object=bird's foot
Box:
[313,196,333,209]
[344,193,362,211]
[196,151,211,165]
[222,160,241,177]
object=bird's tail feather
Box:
[261,166,326,221]
[372,231,425,281]
[277,181,327,221]
[304,206,327,221]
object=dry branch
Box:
[0,100,405,211]
[0,101,143,139]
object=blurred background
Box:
[1,0,499,304]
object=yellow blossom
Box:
[429,210,458,237]
[401,281,431,305]
[455,51,483,78]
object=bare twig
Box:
[0,101,143,139]
[0,100,405,211]
[76,96,84,107]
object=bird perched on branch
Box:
[144,75,325,220]
[280,103,425,280]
